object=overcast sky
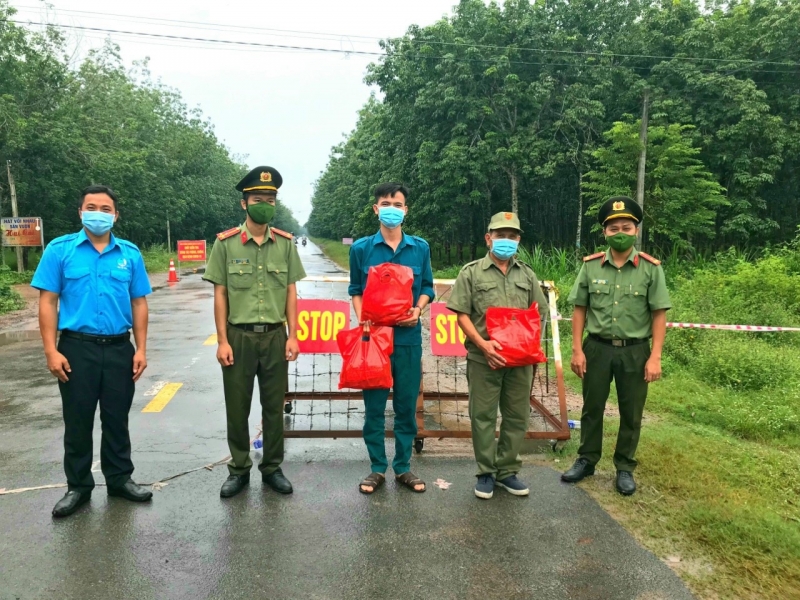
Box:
[10,0,461,224]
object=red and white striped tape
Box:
[557,316,800,332]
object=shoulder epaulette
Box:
[639,252,661,266]
[412,235,429,246]
[116,238,138,249]
[271,227,292,240]
[461,259,481,271]
[583,252,605,262]
[216,226,241,241]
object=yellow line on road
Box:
[203,334,217,346]
[142,383,183,413]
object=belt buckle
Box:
[253,325,266,333]
[612,339,624,347]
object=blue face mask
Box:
[491,238,519,260]
[81,211,115,236]
[378,206,405,229]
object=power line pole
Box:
[636,88,650,249]
[6,161,23,273]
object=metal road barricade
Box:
[285,276,570,452]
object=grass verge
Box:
[309,237,350,270]
[548,347,800,600]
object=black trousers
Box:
[57,335,136,493]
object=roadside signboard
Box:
[177,240,207,262]
[1,217,44,247]
[297,299,350,353]
[342,238,354,246]
[429,302,467,357]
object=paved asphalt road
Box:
[0,240,695,600]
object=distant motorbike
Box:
[302,238,307,247]
[294,237,298,245]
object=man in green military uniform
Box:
[562,196,671,496]
[203,166,306,498]
[447,212,548,499]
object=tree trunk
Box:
[576,168,583,251]
[456,242,464,263]
[636,89,650,249]
[470,241,477,261]
[510,170,519,214]
[444,241,451,263]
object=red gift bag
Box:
[360,263,414,326]
[485,303,547,367]
[337,325,394,390]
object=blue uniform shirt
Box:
[348,231,435,346]
[31,230,152,335]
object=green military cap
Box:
[488,211,523,232]
[236,166,283,194]
[598,196,643,225]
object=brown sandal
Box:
[395,471,426,493]
[359,472,385,494]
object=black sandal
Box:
[395,471,426,493]
[359,472,385,494]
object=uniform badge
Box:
[504,212,513,220]
[117,258,128,270]
[230,258,250,265]
[260,172,272,183]
[613,201,625,211]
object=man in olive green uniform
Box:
[203,166,306,498]
[447,212,548,499]
[562,196,671,496]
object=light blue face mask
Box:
[81,211,115,236]
[491,238,519,260]
[378,206,405,229]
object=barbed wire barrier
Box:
[286,277,570,450]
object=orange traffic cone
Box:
[168,259,179,283]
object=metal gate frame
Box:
[284,278,570,446]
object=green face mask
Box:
[607,232,637,252]
[247,202,275,225]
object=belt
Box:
[61,330,130,345]
[589,334,649,347]
[229,322,285,333]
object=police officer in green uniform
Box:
[203,166,306,498]
[562,196,671,496]
[447,212,548,500]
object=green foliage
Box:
[0,265,24,314]
[0,3,301,248]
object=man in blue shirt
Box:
[32,185,153,518]
[348,183,435,495]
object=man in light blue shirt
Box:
[348,183,435,495]
[32,185,152,518]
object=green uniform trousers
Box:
[222,325,288,476]
[579,336,650,472]
[467,359,533,480]
[362,345,422,475]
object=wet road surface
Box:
[0,240,694,600]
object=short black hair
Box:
[374,182,409,202]
[79,185,119,209]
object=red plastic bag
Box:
[337,325,394,390]
[485,303,546,367]
[360,263,414,326]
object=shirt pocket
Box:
[109,268,132,298]
[589,283,612,308]
[622,284,648,310]
[512,279,532,308]
[63,267,91,296]
[228,264,255,290]
[266,262,288,289]
[474,281,500,312]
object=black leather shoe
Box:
[262,468,293,494]
[108,479,153,502]
[220,474,250,498]
[561,457,596,483]
[52,490,91,518]
[615,470,636,496]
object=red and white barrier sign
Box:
[177,240,207,262]
[429,302,467,357]
[558,316,800,332]
[297,299,350,353]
